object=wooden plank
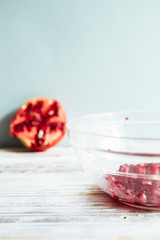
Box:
[0,147,159,239]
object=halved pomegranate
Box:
[10,98,66,151]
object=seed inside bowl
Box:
[105,163,160,207]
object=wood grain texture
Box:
[0,147,160,239]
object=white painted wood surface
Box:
[0,147,160,240]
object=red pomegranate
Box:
[10,98,66,151]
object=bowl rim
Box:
[67,111,160,142]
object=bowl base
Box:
[121,201,160,211]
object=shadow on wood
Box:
[77,185,150,213]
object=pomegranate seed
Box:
[106,163,160,207]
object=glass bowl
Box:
[67,112,160,210]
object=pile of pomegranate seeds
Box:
[106,163,160,207]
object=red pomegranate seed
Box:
[106,163,160,207]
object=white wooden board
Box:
[0,147,160,239]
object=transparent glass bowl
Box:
[67,112,160,210]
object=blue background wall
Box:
[1,0,160,146]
